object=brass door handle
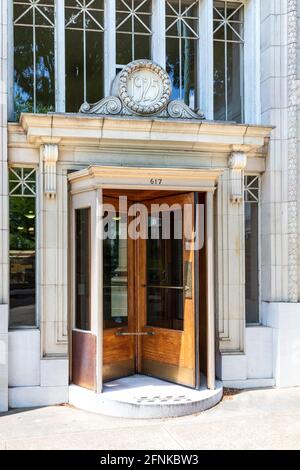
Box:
[142,284,185,290]
[115,330,155,337]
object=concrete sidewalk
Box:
[1,387,300,450]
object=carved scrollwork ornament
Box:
[79,60,205,120]
[167,100,205,120]
[79,96,122,115]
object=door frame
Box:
[68,166,220,393]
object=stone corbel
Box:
[228,151,247,204]
[41,144,59,199]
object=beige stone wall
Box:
[216,169,245,353]
[7,114,271,360]
[0,0,8,305]
[260,0,299,303]
[38,156,68,357]
[0,0,8,411]
[297,0,300,299]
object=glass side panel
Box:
[9,196,36,328]
[146,211,184,330]
[75,208,91,331]
[103,217,128,329]
[245,200,259,324]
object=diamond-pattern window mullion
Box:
[116,0,152,66]
[13,0,55,117]
[213,0,244,122]
[166,0,199,106]
[244,176,260,203]
[65,0,104,31]
[9,168,37,197]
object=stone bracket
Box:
[42,144,59,199]
[228,152,247,204]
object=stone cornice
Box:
[17,113,274,154]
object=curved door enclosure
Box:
[103,191,197,388]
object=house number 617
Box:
[150,178,162,185]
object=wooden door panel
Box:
[139,193,196,387]
[141,329,184,365]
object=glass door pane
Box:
[75,208,91,331]
[146,210,184,330]
[103,216,128,329]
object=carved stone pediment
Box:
[80,60,205,120]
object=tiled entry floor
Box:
[69,375,223,418]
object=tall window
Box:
[116,0,152,71]
[244,176,260,324]
[65,0,105,112]
[166,0,199,108]
[13,0,55,119]
[11,0,248,121]
[9,168,37,328]
[213,0,244,122]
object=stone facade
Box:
[0,0,300,411]
[0,0,8,412]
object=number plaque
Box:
[118,60,172,116]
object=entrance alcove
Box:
[68,165,222,417]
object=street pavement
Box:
[1,386,300,450]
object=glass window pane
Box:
[10,253,36,327]
[86,30,104,104]
[103,217,128,329]
[116,0,152,67]
[116,12,132,33]
[227,41,242,122]
[245,201,259,324]
[213,40,226,120]
[134,34,151,61]
[166,0,199,106]
[181,37,195,108]
[13,0,55,118]
[116,34,133,65]
[9,173,36,328]
[213,1,244,122]
[166,37,180,100]
[35,27,55,113]
[146,211,184,331]
[14,26,34,117]
[75,208,91,331]
[65,0,104,111]
[65,29,84,112]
